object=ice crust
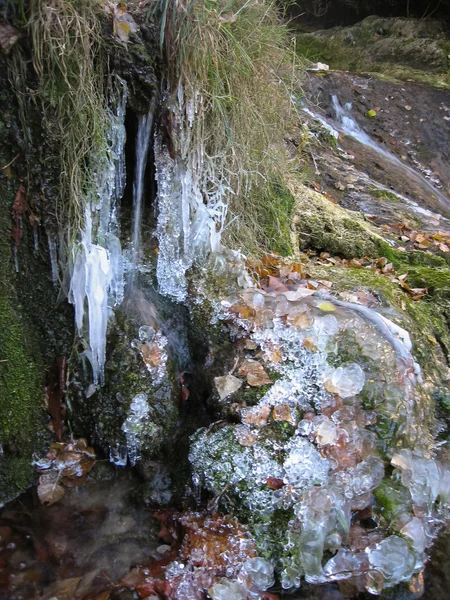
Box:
[189,282,450,594]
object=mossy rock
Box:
[0,54,74,504]
[69,311,179,461]
[296,16,450,88]
[288,179,384,258]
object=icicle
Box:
[33,226,39,252]
[106,233,124,306]
[85,244,111,385]
[69,77,128,385]
[13,247,19,273]
[154,83,229,301]
[70,246,86,333]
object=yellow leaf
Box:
[317,301,336,312]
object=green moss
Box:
[295,16,450,88]
[373,478,412,524]
[369,188,402,203]
[0,177,46,504]
[290,181,383,258]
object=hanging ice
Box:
[69,78,128,385]
[155,86,228,301]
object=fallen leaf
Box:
[37,481,65,505]
[214,375,242,400]
[282,289,315,301]
[239,359,272,386]
[427,335,438,345]
[266,476,285,490]
[272,403,295,424]
[317,301,336,312]
[243,404,271,426]
[303,338,318,352]
[0,24,21,55]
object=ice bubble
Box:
[366,535,416,590]
[241,557,275,591]
[208,579,247,600]
[139,325,156,342]
[283,438,329,489]
[327,363,365,398]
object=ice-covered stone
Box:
[323,548,367,581]
[208,580,247,600]
[392,450,441,512]
[139,325,156,343]
[240,557,275,591]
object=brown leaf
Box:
[0,24,21,55]
[243,405,271,426]
[239,359,271,386]
[266,476,285,490]
[37,481,65,505]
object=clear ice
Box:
[155,86,228,301]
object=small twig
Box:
[1,153,20,170]
[229,356,240,375]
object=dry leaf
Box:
[266,476,285,490]
[214,375,242,400]
[427,335,438,345]
[242,404,271,426]
[317,301,336,312]
[272,403,295,424]
[37,481,65,505]
[0,24,21,55]
[303,337,318,352]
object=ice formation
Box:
[121,392,161,466]
[69,78,128,384]
[189,279,450,594]
[155,85,228,301]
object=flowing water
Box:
[330,95,450,216]
[130,103,155,276]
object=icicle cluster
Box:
[155,85,228,301]
[69,78,128,385]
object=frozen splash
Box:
[155,85,228,301]
[190,277,450,594]
[69,78,128,385]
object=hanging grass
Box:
[28,0,107,249]
[151,0,305,256]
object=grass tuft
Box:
[151,0,305,256]
[28,0,107,248]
